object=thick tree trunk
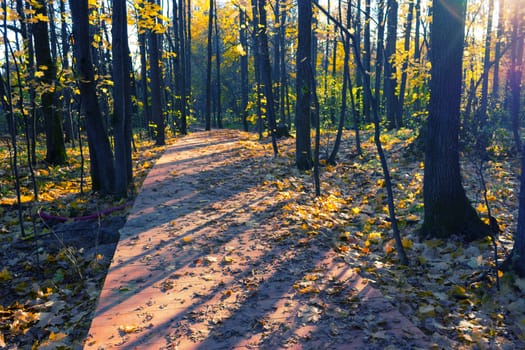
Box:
[509,1,524,151]
[173,0,188,134]
[149,27,165,145]
[421,0,488,241]
[33,0,66,165]
[296,0,313,170]
[112,0,133,197]
[257,0,278,155]
[505,145,525,277]
[214,2,222,129]
[70,0,115,194]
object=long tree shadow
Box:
[85,131,428,349]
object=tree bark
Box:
[421,0,489,240]
[205,0,214,131]
[149,19,165,145]
[256,0,278,155]
[362,0,371,122]
[397,0,414,122]
[240,8,249,131]
[384,0,400,129]
[508,1,524,151]
[296,0,313,170]
[112,0,133,197]
[33,0,66,165]
[492,0,504,99]
[138,31,151,134]
[70,0,115,194]
[214,1,222,129]
[505,145,525,277]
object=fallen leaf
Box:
[204,256,218,263]
[222,256,235,264]
[119,324,138,334]
[0,267,13,281]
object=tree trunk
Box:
[60,0,75,144]
[112,0,133,197]
[205,0,213,131]
[475,0,494,156]
[505,145,525,277]
[173,0,188,134]
[328,3,351,164]
[33,0,66,165]
[185,0,192,125]
[69,0,115,194]
[421,0,489,241]
[362,0,371,122]
[397,0,414,122]
[384,0,400,129]
[257,0,278,155]
[240,8,249,131]
[214,1,222,129]
[414,0,421,62]
[149,20,165,145]
[296,0,313,170]
[492,0,504,99]
[509,1,524,151]
[138,31,152,134]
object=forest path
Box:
[85,130,430,349]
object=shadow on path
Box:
[84,130,430,349]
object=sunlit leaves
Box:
[134,0,171,34]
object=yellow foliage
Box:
[0,267,13,281]
[401,238,413,249]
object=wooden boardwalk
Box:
[84,130,430,349]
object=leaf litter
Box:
[1,128,524,348]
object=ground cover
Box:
[0,128,523,349]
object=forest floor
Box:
[0,128,524,349]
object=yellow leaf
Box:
[449,285,468,299]
[182,236,192,243]
[401,238,413,249]
[235,43,247,56]
[0,267,13,281]
[297,285,320,294]
[405,214,420,222]
[476,203,487,214]
[48,331,68,342]
[119,325,138,334]
[304,274,319,281]
[351,207,361,215]
[223,256,235,264]
[367,231,382,242]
